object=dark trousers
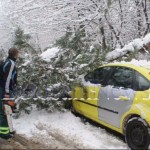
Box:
[0,87,9,135]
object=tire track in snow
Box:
[35,123,87,149]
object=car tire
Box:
[125,117,150,149]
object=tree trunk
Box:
[105,14,123,48]
[99,18,107,50]
[135,0,142,37]
[142,0,150,35]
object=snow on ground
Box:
[13,110,126,149]
[106,33,150,61]
[40,47,60,62]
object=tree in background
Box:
[1,0,150,52]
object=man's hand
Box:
[7,100,15,108]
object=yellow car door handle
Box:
[118,96,130,101]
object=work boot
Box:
[0,133,13,140]
[10,130,16,135]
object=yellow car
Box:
[71,63,150,149]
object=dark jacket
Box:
[0,57,17,97]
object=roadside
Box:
[12,110,126,149]
[0,132,84,149]
[0,110,127,149]
[0,134,46,149]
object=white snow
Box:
[79,64,88,68]
[13,110,126,149]
[106,33,150,61]
[78,75,101,87]
[22,60,30,67]
[143,34,150,45]
[111,59,150,69]
[40,47,60,62]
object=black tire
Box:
[125,117,150,149]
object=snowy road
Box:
[13,110,127,149]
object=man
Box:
[0,47,19,139]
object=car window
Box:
[84,67,111,84]
[136,72,150,91]
[107,67,134,89]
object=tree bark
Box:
[141,0,150,35]
[99,18,107,50]
[105,14,123,48]
[135,0,142,37]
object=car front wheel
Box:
[125,117,150,149]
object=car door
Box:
[133,71,150,105]
[98,66,136,128]
[78,66,112,120]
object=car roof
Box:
[103,63,150,70]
